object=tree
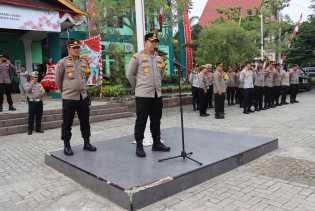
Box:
[92,0,191,41]
[286,17,315,66]
[195,22,258,67]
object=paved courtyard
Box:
[1,90,315,211]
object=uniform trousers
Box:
[62,97,91,142]
[274,86,281,105]
[191,86,199,110]
[264,87,272,108]
[198,88,208,115]
[208,85,213,107]
[243,88,254,112]
[134,94,162,144]
[214,93,225,116]
[0,83,13,108]
[28,100,43,132]
[254,86,264,110]
[281,86,290,104]
[290,84,299,102]
[226,87,236,104]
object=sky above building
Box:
[190,0,314,22]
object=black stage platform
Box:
[45,127,278,210]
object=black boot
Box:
[36,128,44,133]
[64,140,74,156]
[8,106,16,111]
[152,138,170,152]
[0,106,2,112]
[136,142,146,157]
[83,138,97,151]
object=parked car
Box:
[299,69,312,91]
[303,67,315,77]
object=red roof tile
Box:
[199,0,262,27]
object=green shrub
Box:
[87,86,101,97]
[102,85,124,97]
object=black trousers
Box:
[238,88,244,107]
[135,96,162,144]
[243,88,254,112]
[281,86,289,104]
[254,86,264,110]
[0,83,13,108]
[62,97,91,142]
[208,85,213,107]
[226,87,235,104]
[28,101,43,132]
[290,84,299,102]
[264,87,272,108]
[191,86,199,110]
[198,88,208,115]
[215,93,225,116]
[235,87,240,104]
[274,86,281,105]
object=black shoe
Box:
[0,107,2,112]
[231,102,235,105]
[243,110,249,114]
[64,146,74,156]
[136,145,146,157]
[8,106,16,111]
[215,115,224,119]
[83,138,97,151]
[283,102,289,105]
[294,100,299,103]
[152,142,171,152]
[255,108,259,111]
[28,130,32,135]
[200,113,210,117]
[36,129,44,133]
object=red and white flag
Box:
[288,13,303,48]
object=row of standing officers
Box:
[190,62,301,117]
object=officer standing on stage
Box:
[22,71,45,135]
[198,66,209,117]
[0,54,16,112]
[126,33,170,158]
[189,64,200,111]
[55,40,97,156]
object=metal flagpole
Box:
[135,0,145,52]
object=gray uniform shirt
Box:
[254,69,264,87]
[264,68,274,87]
[126,51,164,98]
[227,72,236,87]
[198,72,208,91]
[213,71,226,94]
[55,56,88,100]
[23,81,44,100]
[280,70,290,86]
[189,72,199,88]
[289,69,301,84]
[206,71,213,87]
[0,63,12,84]
[273,70,281,86]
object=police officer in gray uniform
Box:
[289,64,301,103]
[213,63,226,119]
[0,54,16,112]
[254,63,265,111]
[22,71,45,135]
[126,33,170,158]
[55,40,97,156]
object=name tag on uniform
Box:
[142,63,150,74]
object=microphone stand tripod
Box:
[157,53,202,166]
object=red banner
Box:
[183,9,193,78]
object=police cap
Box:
[145,32,159,42]
[67,39,81,48]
